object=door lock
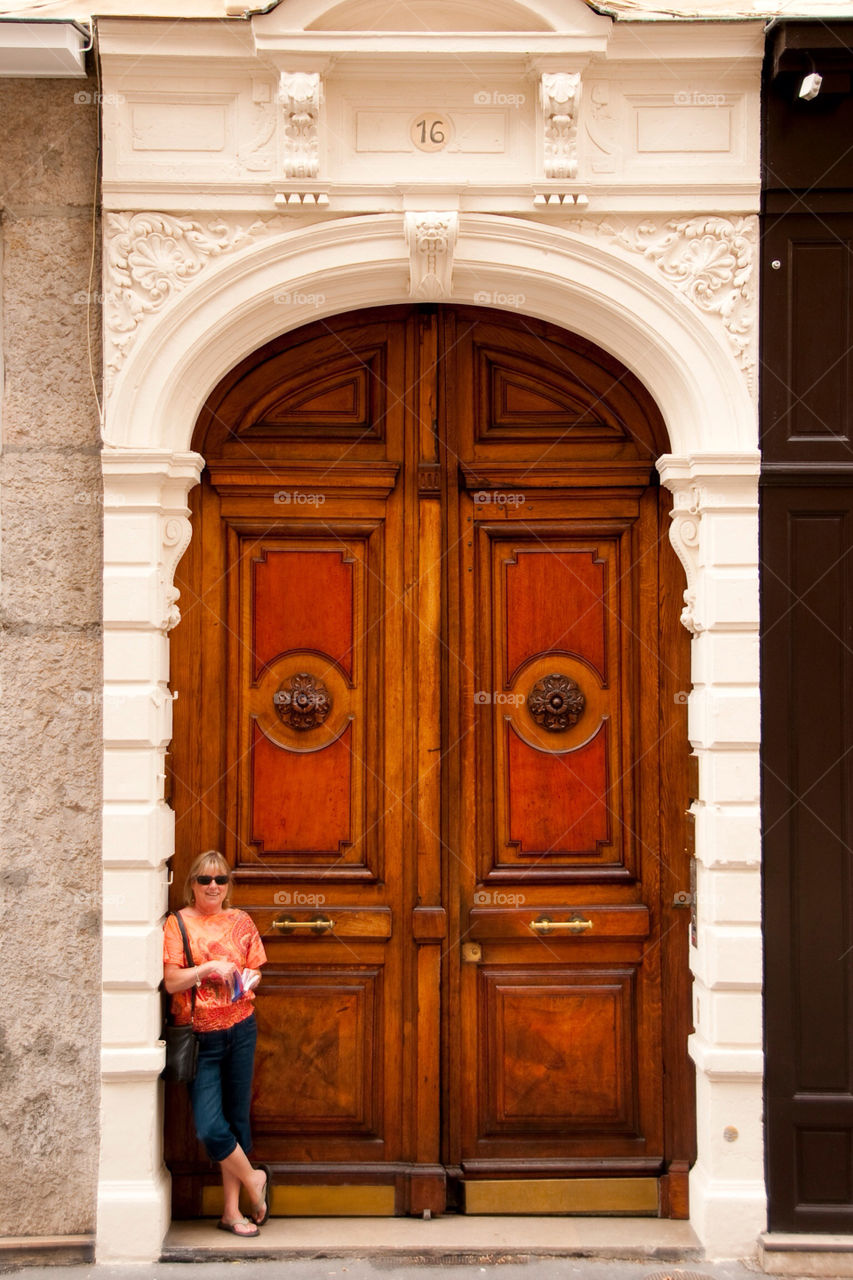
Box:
[462,942,482,963]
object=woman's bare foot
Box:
[249,1165,270,1225]
[217,1217,259,1237]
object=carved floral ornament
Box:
[103,212,756,392]
[527,673,586,732]
[274,672,332,730]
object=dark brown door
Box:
[168,305,693,1218]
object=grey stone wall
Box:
[0,76,102,1240]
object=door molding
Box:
[98,215,762,1261]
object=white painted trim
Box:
[99,212,763,1263]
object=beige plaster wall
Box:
[0,76,102,1240]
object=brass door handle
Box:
[530,916,593,935]
[272,915,334,935]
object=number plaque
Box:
[410,114,452,153]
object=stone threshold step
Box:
[759,1231,853,1277]
[163,1216,702,1262]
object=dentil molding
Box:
[103,211,757,396]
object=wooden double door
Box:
[169,305,694,1217]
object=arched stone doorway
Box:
[165,303,694,1218]
[99,215,761,1261]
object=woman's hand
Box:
[202,959,238,983]
[163,959,237,993]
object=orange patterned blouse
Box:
[163,908,267,1032]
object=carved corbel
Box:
[160,515,193,632]
[540,72,581,181]
[404,212,458,301]
[668,485,704,635]
[278,72,323,180]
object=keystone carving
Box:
[405,212,458,301]
[278,72,323,180]
[541,72,581,180]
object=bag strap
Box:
[172,910,197,1023]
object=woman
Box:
[163,850,270,1237]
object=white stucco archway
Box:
[99,212,762,1262]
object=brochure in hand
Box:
[231,968,261,1002]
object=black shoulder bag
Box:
[161,911,200,1083]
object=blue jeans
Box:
[188,1012,257,1163]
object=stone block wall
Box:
[0,76,102,1244]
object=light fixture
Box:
[798,71,823,100]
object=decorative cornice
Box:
[568,214,757,386]
[278,71,323,180]
[541,72,581,181]
[404,212,458,301]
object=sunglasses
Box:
[195,874,230,885]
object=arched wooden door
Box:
[167,305,694,1219]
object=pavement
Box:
[0,1261,772,1280]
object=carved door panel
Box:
[168,306,693,1218]
[441,310,692,1212]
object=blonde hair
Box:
[184,850,233,908]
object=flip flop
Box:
[251,1164,272,1226]
[217,1217,260,1237]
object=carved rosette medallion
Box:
[527,673,585,732]
[274,672,332,730]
